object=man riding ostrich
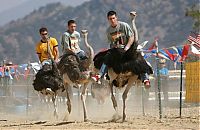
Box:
[58,28,95,121]
[93,11,153,122]
[33,23,95,121]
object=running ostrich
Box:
[93,11,153,122]
[33,30,95,121]
[57,29,95,121]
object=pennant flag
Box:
[159,50,171,59]
[172,46,183,56]
[180,44,190,61]
[152,52,170,60]
[151,49,157,53]
[137,41,148,50]
[144,53,152,59]
[164,48,175,61]
[158,53,170,60]
[148,38,158,50]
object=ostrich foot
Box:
[63,115,69,121]
[107,114,122,122]
[84,118,91,122]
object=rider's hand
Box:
[124,46,129,51]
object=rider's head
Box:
[107,10,118,28]
[39,27,49,42]
[67,20,77,34]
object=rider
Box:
[35,27,59,65]
[93,10,151,88]
[35,27,60,94]
[61,19,87,60]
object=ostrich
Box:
[57,30,95,121]
[93,11,153,122]
[33,30,95,121]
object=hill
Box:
[0,0,197,64]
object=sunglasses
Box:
[41,33,48,35]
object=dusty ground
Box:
[0,110,199,130]
[0,80,199,129]
[0,98,199,130]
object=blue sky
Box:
[0,0,90,26]
[0,0,27,13]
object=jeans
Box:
[140,73,149,82]
[99,63,107,77]
[42,59,52,65]
[76,50,87,60]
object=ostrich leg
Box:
[122,76,137,122]
[52,93,58,119]
[63,83,72,121]
[81,83,89,122]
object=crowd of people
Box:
[0,61,38,86]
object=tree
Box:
[186,4,200,32]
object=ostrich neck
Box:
[131,18,138,42]
[83,34,94,69]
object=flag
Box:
[191,44,200,55]
[173,46,183,56]
[152,52,170,60]
[169,47,182,63]
[159,50,171,60]
[158,53,170,60]
[164,48,175,61]
[188,32,200,48]
[148,38,158,50]
[144,53,152,59]
[180,44,190,61]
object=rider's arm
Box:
[124,23,135,51]
[61,33,71,53]
[124,35,135,51]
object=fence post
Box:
[155,41,162,119]
[179,62,183,117]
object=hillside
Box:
[0,0,197,64]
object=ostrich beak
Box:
[130,11,137,19]
[81,30,88,34]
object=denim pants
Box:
[140,73,149,82]
[41,59,52,65]
[99,63,107,78]
[76,50,87,60]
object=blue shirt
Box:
[159,68,168,76]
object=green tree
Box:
[186,4,200,32]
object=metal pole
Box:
[155,41,162,119]
[179,62,183,117]
[26,80,29,117]
[141,86,145,116]
[78,87,80,117]
[26,63,30,117]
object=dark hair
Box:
[107,10,117,18]
[68,20,76,26]
[39,27,48,34]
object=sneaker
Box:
[46,88,54,95]
[144,80,151,89]
[91,74,101,84]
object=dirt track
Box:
[0,105,199,129]
[0,80,199,129]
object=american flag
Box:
[187,32,200,49]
